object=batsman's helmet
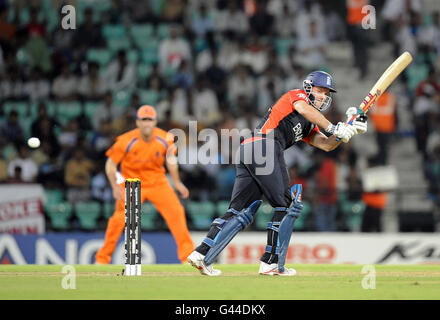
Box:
[303,71,336,111]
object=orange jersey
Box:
[106,127,176,186]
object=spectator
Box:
[234,96,260,131]
[346,166,363,202]
[102,50,137,92]
[216,164,236,200]
[217,32,242,71]
[257,66,284,100]
[0,143,7,182]
[126,0,159,24]
[192,76,221,127]
[144,63,166,91]
[7,144,38,183]
[296,20,328,70]
[361,157,387,232]
[249,0,274,37]
[274,2,295,37]
[161,0,185,24]
[425,144,440,205]
[172,59,194,90]
[369,91,398,164]
[314,153,338,231]
[0,7,16,55]
[90,119,113,158]
[346,0,370,79]
[92,91,124,131]
[413,82,438,158]
[30,103,60,157]
[37,151,64,188]
[31,139,51,168]
[26,7,45,38]
[284,63,307,92]
[52,64,78,101]
[191,4,215,37]
[322,2,346,41]
[73,7,105,56]
[227,65,256,109]
[78,62,107,100]
[215,0,249,36]
[91,168,113,202]
[23,23,52,73]
[64,148,94,203]
[204,50,227,103]
[295,0,325,40]
[1,110,23,145]
[394,12,419,58]
[58,118,80,150]
[0,65,24,101]
[381,0,422,46]
[158,24,191,75]
[168,87,194,127]
[257,80,278,116]
[240,32,269,75]
[23,67,50,103]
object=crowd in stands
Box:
[0,0,438,232]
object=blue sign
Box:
[0,232,180,264]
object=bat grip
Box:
[334,116,356,142]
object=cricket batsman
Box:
[95,105,194,264]
[187,71,368,276]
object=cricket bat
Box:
[347,51,413,123]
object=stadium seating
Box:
[56,102,83,125]
[187,201,215,230]
[113,90,133,107]
[3,101,30,118]
[45,202,73,231]
[87,49,112,68]
[216,200,230,217]
[156,24,170,39]
[254,202,273,230]
[254,201,310,231]
[106,38,132,53]
[75,201,102,230]
[103,202,114,219]
[102,24,126,40]
[141,202,158,230]
[137,63,153,80]
[130,24,155,40]
[340,199,366,231]
[84,101,101,119]
[137,89,162,105]
[44,189,64,206]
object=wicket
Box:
[124,178,142,276]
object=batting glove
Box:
[327,122,357,143]
[346,107,368,134]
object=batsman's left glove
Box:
[346,107,368,134]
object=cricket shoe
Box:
[258,262,297,276]
[187,251,222,276]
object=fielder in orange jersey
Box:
[95,105,194,264]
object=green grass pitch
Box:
[0,264,439,300]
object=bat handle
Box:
[334,115,359,142]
